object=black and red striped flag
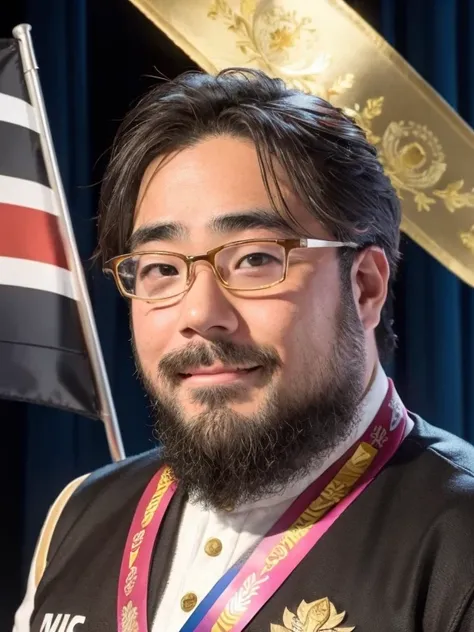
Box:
[0,37,99,418]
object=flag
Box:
[0,38,99,419]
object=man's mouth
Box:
[178,365,261,385]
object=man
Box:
[14,68,474,632]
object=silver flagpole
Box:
[13,23,126,462]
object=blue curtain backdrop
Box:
[379,0,474,443]
[0,0,473,627]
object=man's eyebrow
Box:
[207,209,296,236]
[128,221,188,251]
[128,209,296,251]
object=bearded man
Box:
[14,68,474,632]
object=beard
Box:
[133,292,366,511]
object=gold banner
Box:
[129,0,474,287]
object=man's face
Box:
[131,135,367,508]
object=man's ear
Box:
[351,246,390,332]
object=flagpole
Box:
[13,23,126,463]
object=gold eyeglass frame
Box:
[103,237,358,302]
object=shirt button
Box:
[181,592,198,612]
[204,538,223,557]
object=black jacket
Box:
[30,417,474,631]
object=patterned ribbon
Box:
[117,380,408,632]
[118,465,177,632]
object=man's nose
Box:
[176,263,239,339]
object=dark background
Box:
[1,0,473,628]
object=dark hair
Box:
[98,68,401,360]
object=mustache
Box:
[158,340,282,384]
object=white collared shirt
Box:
[14,365,412,632]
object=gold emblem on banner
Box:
[346,103,474,214]
[271,597,355,632]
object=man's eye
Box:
[236,253,278,268]
[140,263,179,278]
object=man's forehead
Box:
[133,136,327,241]
[135,137,294,209]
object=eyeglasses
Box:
[103,237,358,302]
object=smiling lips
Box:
[179,365,261,385]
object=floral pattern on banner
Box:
[207,0,474,253]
